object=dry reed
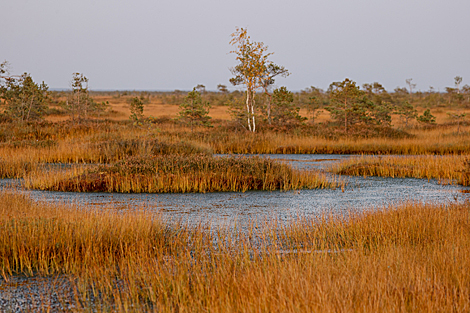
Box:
[0,122,469,171]
[203,126,470,155]
[24,154,339,193]
[331,154,470,186]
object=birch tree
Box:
[455,76,463,94]
[229,27,271,132]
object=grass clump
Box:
[93,138,212,162]
[0,157,39,179]
[25,154,338,193]
[1,192,470,311]
[331,154,470,185]
[461,158,470,186]
[0,191,191,278]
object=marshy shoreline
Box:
[0,191,469,311]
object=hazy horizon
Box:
[1,0,469,92]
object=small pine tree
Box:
[370,103,393,128]
[0,72,49,123]
[447,112,466,133]
[395,101,417,128]
[129,97,144,124]
[270,87,306,128]
[417,109,436,124]
[326,78,372,134]
[64,73,107,123]
[178,88,211,132]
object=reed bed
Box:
[331,154,470,186]
[0,157,39,179]
[1,122,470,166]
[203,126,470,155]
[25,154,338,193]
[0,143,99,179]
[1,191,469,311]
[0,136,212,178]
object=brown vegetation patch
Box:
[26,154,339,193]
[332,155,470,186]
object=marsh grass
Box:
[1,191,469,311]
[93,138,212,162]
[0,135,212,178]
[0,122,469,181]
[0,157,39,179]
[331,154,470,186]
[0,121,469,165]
[25,154,339,193]
[204,126,470,154]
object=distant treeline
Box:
[1,60,469,137]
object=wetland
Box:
[0,96,469,311]
[4,154,469,229]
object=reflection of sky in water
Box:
[3,154,469,229]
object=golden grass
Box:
[1,120,469,165]
[0,119,469,185]
[24,154,339,193]
[0,133,214,178]
[331,155,470,186]
[204,125,470,154]
[0,191,189,277]
[0,157,38,179]
[1,191,469,311]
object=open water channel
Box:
[3,154,469,229]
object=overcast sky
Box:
[1,0,469,91]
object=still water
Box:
[4,154,469,228]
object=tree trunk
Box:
[246,90,252,132]
[251,98,256,132]
[77,90,80,123]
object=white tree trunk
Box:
[246,89,252,132]
[251,100,256,132]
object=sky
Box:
[1,0,469,92]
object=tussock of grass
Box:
[25,154,338,193]
[1,191,469,311]
[94,138,212,162]
[331,155,470,185]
